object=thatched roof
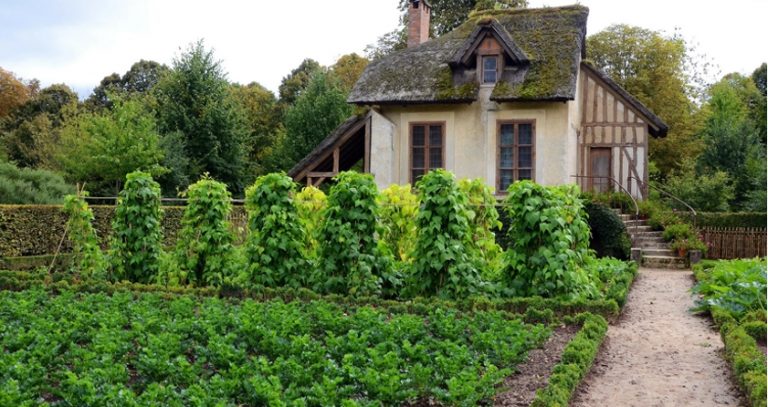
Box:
[287,113,369,178]
[349,5,589,105]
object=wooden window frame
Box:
[496,120,536,193]
[481,55,499,84]
[409,121,446,184]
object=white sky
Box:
[1,0,765,99]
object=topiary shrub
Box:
[501,181,596,299]
[407,169,488,299]
[62,193,106,279]
[244,173,308,288]
[313,171,393,297]
[584,202,630,260]
[108,171,163,283]
[174,175,235,287]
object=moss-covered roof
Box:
[349,5,589,105]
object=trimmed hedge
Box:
[0,205,245,257]
[530,313,609,407]
[684,212,767,229]
[584,202,631,260]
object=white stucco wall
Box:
[369,87,582,192]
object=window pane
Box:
[518,169,532,180]
[518,123,532,145]
[483,56,497,84]
[429,147,443,168]
[412,147,425,168]
[429,126,442,146]
[500,124,514,145]
[519,146,532,168]
[500,169,514,192]
[483,56,497,70]
[412,126,425,146]
[500,147,514,168]
[412,169,424,183]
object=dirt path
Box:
[571,268,744,407]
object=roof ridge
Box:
[468,4,588,19]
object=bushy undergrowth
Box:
[583,201,630,260]
[108,171,163,283]
[0,162,75,204]
[0,288,549,406]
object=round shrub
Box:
[244,173,308,288]
[314,171,392,297]
[109,171,163,283]
[501,181,596,299]
[584,202,630,260]
[175,176,235,287]
[408,169,488,299]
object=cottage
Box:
[289,2,668,198]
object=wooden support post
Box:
[333,148,340,173]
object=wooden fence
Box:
[699,227,767,259]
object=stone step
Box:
[625,225,652,232]
[634,240,670,249]
[623,219,649,227]
[642,255,688,270]
[633,236,666,244]
[643,248,677,257]
[629,231,664,238]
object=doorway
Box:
[589,147,612,193]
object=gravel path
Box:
[571,268,745,407]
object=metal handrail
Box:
[571,175,640,246]
[627,176,697,227]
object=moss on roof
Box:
[349,5,588,105]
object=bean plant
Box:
[294,185,327,258]
[459,178,503,278]
[109,171,163,283]
[314,171,394,297]
[408,169,488,298]
[378,184,419,262]
[244,173,308,288]
[62,192,106,279]
[501,181,596,298]
[174,175,235,287]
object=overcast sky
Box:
[1,0,765,99]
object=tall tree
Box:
[278,58,322,106]
[367,0,527,59]
[587,24,704,176]
[330,53,369,94]
[230,81,282,178]
[750,63,766,144]
[86,60,169,111]
[0,67,32,119]
[56,96,166,195]
[153,41,248,193]
[271,72,353,171]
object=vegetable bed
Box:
[0,289,550,406]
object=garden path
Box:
[571,268,745,406]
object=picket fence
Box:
[699,227,767,259]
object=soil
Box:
[493,325,579,406]
[571,268,745,407]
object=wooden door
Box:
[589,147,612,193]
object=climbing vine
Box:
[244,173,308,288]
[62,192,106,279]
[378,184,419,262]
[459,178,503,278]
[294,185,327,258]
[109,171,163,283]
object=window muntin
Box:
[482,55,498,84]
[498,121,535,192]
[411,123,445,183]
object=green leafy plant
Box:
[377,184,419,262]
[0,162,75,204]
[583,202,630,260]
[109,171,163,283]
[662,223,695,242]
[313,171,393,297]
[62,192,107,278]
[501,181,597,299]
[244,173,308,288]
[459,178,503,279]
[408,169,488,299]
[174,175,235,287]
[294,185,327,258]
[692,259,766,321]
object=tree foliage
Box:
[109,171,163,283]
[86,60,169,110]
[244,173,308,288]
[229,82,282,177]
[329,53,369,94]
[174,176,235,287]
[56,96,166,195]
[278,58,322,106]
[0,67,32,119]
[587,24,705,175]
[154,41,248,193]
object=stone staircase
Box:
[613,209,688,269]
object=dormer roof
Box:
[448,18,529,67]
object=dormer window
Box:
[482,55,498,84]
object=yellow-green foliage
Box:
[378,184,419,262]
[62,193,106,279]
[294,185,327,258]
[458,178,503,278]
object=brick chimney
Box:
[407,0,431,48]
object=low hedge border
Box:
[529,312,609,406]
[685,212,767,229]
[693,263,767,407]
[0,261,637,321]
[0,254,72,271]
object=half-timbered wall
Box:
[578,67,649,199]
